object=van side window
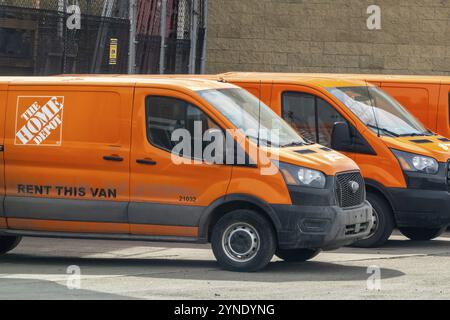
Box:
[282,92,347,147]
[282,92,317,142]
[316,98,347,147]
[146,96,220,158]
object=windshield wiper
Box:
[367,124,399,137]
[281,141,306,148]
[246,136,275,147]
[399,130,436,137]
[399,133,425,137]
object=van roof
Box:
[218,72,371,88]
[247,73,450,85]
[0,75,236,91]
[329,73,450,85]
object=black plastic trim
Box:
[287,176,337,207]
[403,162,448,191]
[5,196,128,223]
[0,229,202,244]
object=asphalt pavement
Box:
[1,232,450,300]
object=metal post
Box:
[159,0,167,74]
[91,0,116,73]
[189,0,199,74]
[57,0,65,38]
[57,0,66,74]
[200,0,208,74]
[128,0,137,74]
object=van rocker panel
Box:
[128,202,204,227]
[5,197,205,227]
[5,196,128,223]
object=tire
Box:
[211,210,276,272]
[276,248,321,263]
[399,227,446,241]
[0,236,22,255]
[351,193,394,248]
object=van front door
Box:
[273,85,357,159]
[129,88,233,239]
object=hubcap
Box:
[366,208,380,239]
[222,223,260,263]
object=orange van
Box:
[218,72,450,247]
[0,76,372,272]
[309,74,450,139]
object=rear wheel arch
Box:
[199,195,281,242]
[0,236,22,255]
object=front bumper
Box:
[271,201,373,250]
[388,188,450,228]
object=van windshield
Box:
[327,86,431,137]
[198,88,308,148]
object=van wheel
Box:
[399,227,446,241]
[351,193,394,248]
[276,248,321,262]
[211,210,276,272]
[0,236,22,255]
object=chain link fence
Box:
[135,0,202,74]
[0,0,128,17]
[0,0,207,76]
[0,1,130,75]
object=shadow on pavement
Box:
[337,238,450,255]
[0,278,135,300]
[0,254,405,283]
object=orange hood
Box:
[275,144,360,176]
[382,135,450,163]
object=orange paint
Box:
[0,218,7,229]
[0,76,366,253]
[218,72,450,189]
[282,73,450,139]
[131,224,199,238]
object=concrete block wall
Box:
[206,0,450,75]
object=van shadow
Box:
[0,254,405,283]
[337,238,450,256]
[0,278,134,300]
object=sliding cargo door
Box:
[3,85,133,234]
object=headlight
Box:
[392,149,439,174]
[279,162,327,189]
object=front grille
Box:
[345,222,370,236]
[335,171,365,208]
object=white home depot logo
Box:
[15,96,64,146]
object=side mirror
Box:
[331,122,352,151]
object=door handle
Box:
[136,158,157,165]
[103,155,124,162]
